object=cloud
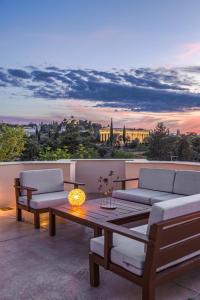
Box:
[176,43,200,64]
[54,100,200,133]
[0,66,200,114]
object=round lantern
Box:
[68,189,86,206]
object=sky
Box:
[0,0,200,132]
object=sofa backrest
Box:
[173,170,200,195]
[148,194,200,230]
[147,195,200,272]
[138,168,175,193]
[20,168,64,195]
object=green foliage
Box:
[128,138,139,149]
[0,125,25,161]
[72,144,99,159]
[98,146,110,158]
[1,119,199,162]
[191,136,200,161]
[146,122,199,161]
[109,118,114,146]
[122,125,126,144]
[39,146,71,160]
[176,136,193,161]
[146,122,170,160]
[21,137,41,161]
[111,150,136,159]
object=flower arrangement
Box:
[98,170,119,209]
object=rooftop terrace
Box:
[1,205,199,300]
[0,159,200,300]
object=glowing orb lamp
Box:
[68,189,86,206]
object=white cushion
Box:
[131,224,148,235]
[20,169,64,195]
[90,223,199,276]
[19,191,68,209]
[173,170,200,195]
[150,193,183,205]
[90,229,145,276]
[112,188,170,205]
[148,193,200,228]
[139,168,175,193]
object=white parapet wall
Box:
[1,159,200,208]
[0,161,76,207]
[74,159,126,193]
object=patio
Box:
[0,206,200,300]
[0,160,200,300]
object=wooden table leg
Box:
[94,226,102,237]
[49,209,56,236]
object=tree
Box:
[109,118,114,146]
[0,125,25,161]
[21,137,41,161]
[39,146,71,160]
[176,136,193,161]
[191,136,200,161]
[72,144,99,159]
[146,122,170,160]
[122,125,126,145]
[128,138,139,149]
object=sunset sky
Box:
[0,0,200,132]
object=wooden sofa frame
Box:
[113,177,139,190]
[14,178,85,229]
[89,211,200,300]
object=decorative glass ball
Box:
[68,189,86,206]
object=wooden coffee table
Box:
[49,198,150,237]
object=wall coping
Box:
[0,160,74,166]
[126,160,200,166]
[0,159,199,167]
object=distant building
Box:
[24,126,37,137]
[59,125,66,133]
[99,128,149,143]
[64,117,79,125]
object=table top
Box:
[50,198,151,225]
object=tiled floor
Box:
[0,208,199,300]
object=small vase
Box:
[100,196,117,210]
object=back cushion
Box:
[148,194,200,229]
[139,168,175,193]
[173,170,200,195]
[20,169,64,195]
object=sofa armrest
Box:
[113,177,139,190]
[14,185,38,192]
[101,221,148,244]
[64,181,85,188]
[14,185,37,210]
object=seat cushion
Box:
[139,168,175,193]
[19,191,68,209]
[20,169,64,195]
[131,224,148,235]
[90,223,199,276]
[90,229,145,276]
[112,188,170,205]
[173,170,200,195]
[150,193,184,205]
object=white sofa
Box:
[15,168,84,228]
[112,168,200,205]
[18,168,68,209]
